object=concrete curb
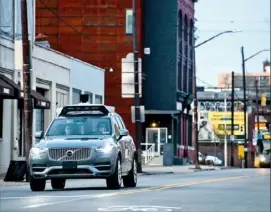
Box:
[139,171,174,176]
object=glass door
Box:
[146,128,168,156]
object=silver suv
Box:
[29,104,137,191]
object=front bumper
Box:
[29,151,117,180]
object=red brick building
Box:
[36,0,143,139]
[36,0,197,163]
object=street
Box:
[0,168,270,212]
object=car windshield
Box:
[46,116,112,137]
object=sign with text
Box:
[208,112,247,136]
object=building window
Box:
[125,9,133,34]
[72,88,81,104]
[35,88,46,133]
[56,91,68,108]
[178,10,183,91]
[183,15,188,93]
[188,115,192,146]
[95,94,103,104]
[85,91,93,103]
[0,100,3,139]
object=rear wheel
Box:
[51,179,66,190]
[29,175,46,192]
[106,156,122,189]
[123,157,137,187]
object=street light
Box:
[193,30,242,169]
[195,29,242,48]
[241,47,270,168]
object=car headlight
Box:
[259,156,266,162]
[95,144,114,153]
[30,147,48,155]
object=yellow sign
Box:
[263,134,271,140]
[208,112,247,135]
[261,93,266,106]
[238,145,244,159]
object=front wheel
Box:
[51,179,66,190]
[29,175,46,192]
[106,156,122,189]
[123,157,137,187]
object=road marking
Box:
[21,174,265,209]
[98,205,181,211]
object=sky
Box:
[195,0,270,87]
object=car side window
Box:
[115,116,125,130]
[112,115,121,129]
[116,115,126,129]
[112,116,120,137]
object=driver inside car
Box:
[97,122,108,133]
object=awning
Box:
[31,90,51,109]
[0,78,14,98]
[20,90,50,109]
[0,74,50,109]
[144,110,181,115]
[0,74,21,98]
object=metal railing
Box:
[141,143,155,165]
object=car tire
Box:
[29,175,46,192]
[106,156,122,189]
[51,179,66,190]
[123,157,137,188]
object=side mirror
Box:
[119,129,129,137]
[35,131,43,139]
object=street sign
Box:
[131,106,145,123]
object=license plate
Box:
[62,161,77,170]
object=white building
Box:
[0,0,105,175]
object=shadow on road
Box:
[43,185,151,192]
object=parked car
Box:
[29,102,137,191]
[198,152,206,164]
[258,149,271,168]
[204,155,223,166]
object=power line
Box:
[37,0,82,35]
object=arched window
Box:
[188,19,194,94]
[178,10,183,91]
[183,15,188,93]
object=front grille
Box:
[48,148,91,161]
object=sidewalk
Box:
[140,165,220,175]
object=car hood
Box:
[36,137,115,149]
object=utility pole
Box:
[193,46,200,169]
[230,71,234,166]
[132,0,142,172]
[241,46,248,168]
[223,93,227,167]
[21,0,32,169]
[255,78,260,149]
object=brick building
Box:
[35,0,197,162]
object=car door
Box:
[112,116,128,173]
[115,115,134,172]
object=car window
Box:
[46,116,112,136]
[114,115,125,130]
[112,116,121,130]
[116,115,126,129]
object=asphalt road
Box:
[0,168,270,212]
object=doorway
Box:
[145,128,168,156]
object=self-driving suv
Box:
[29,104,137,191]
